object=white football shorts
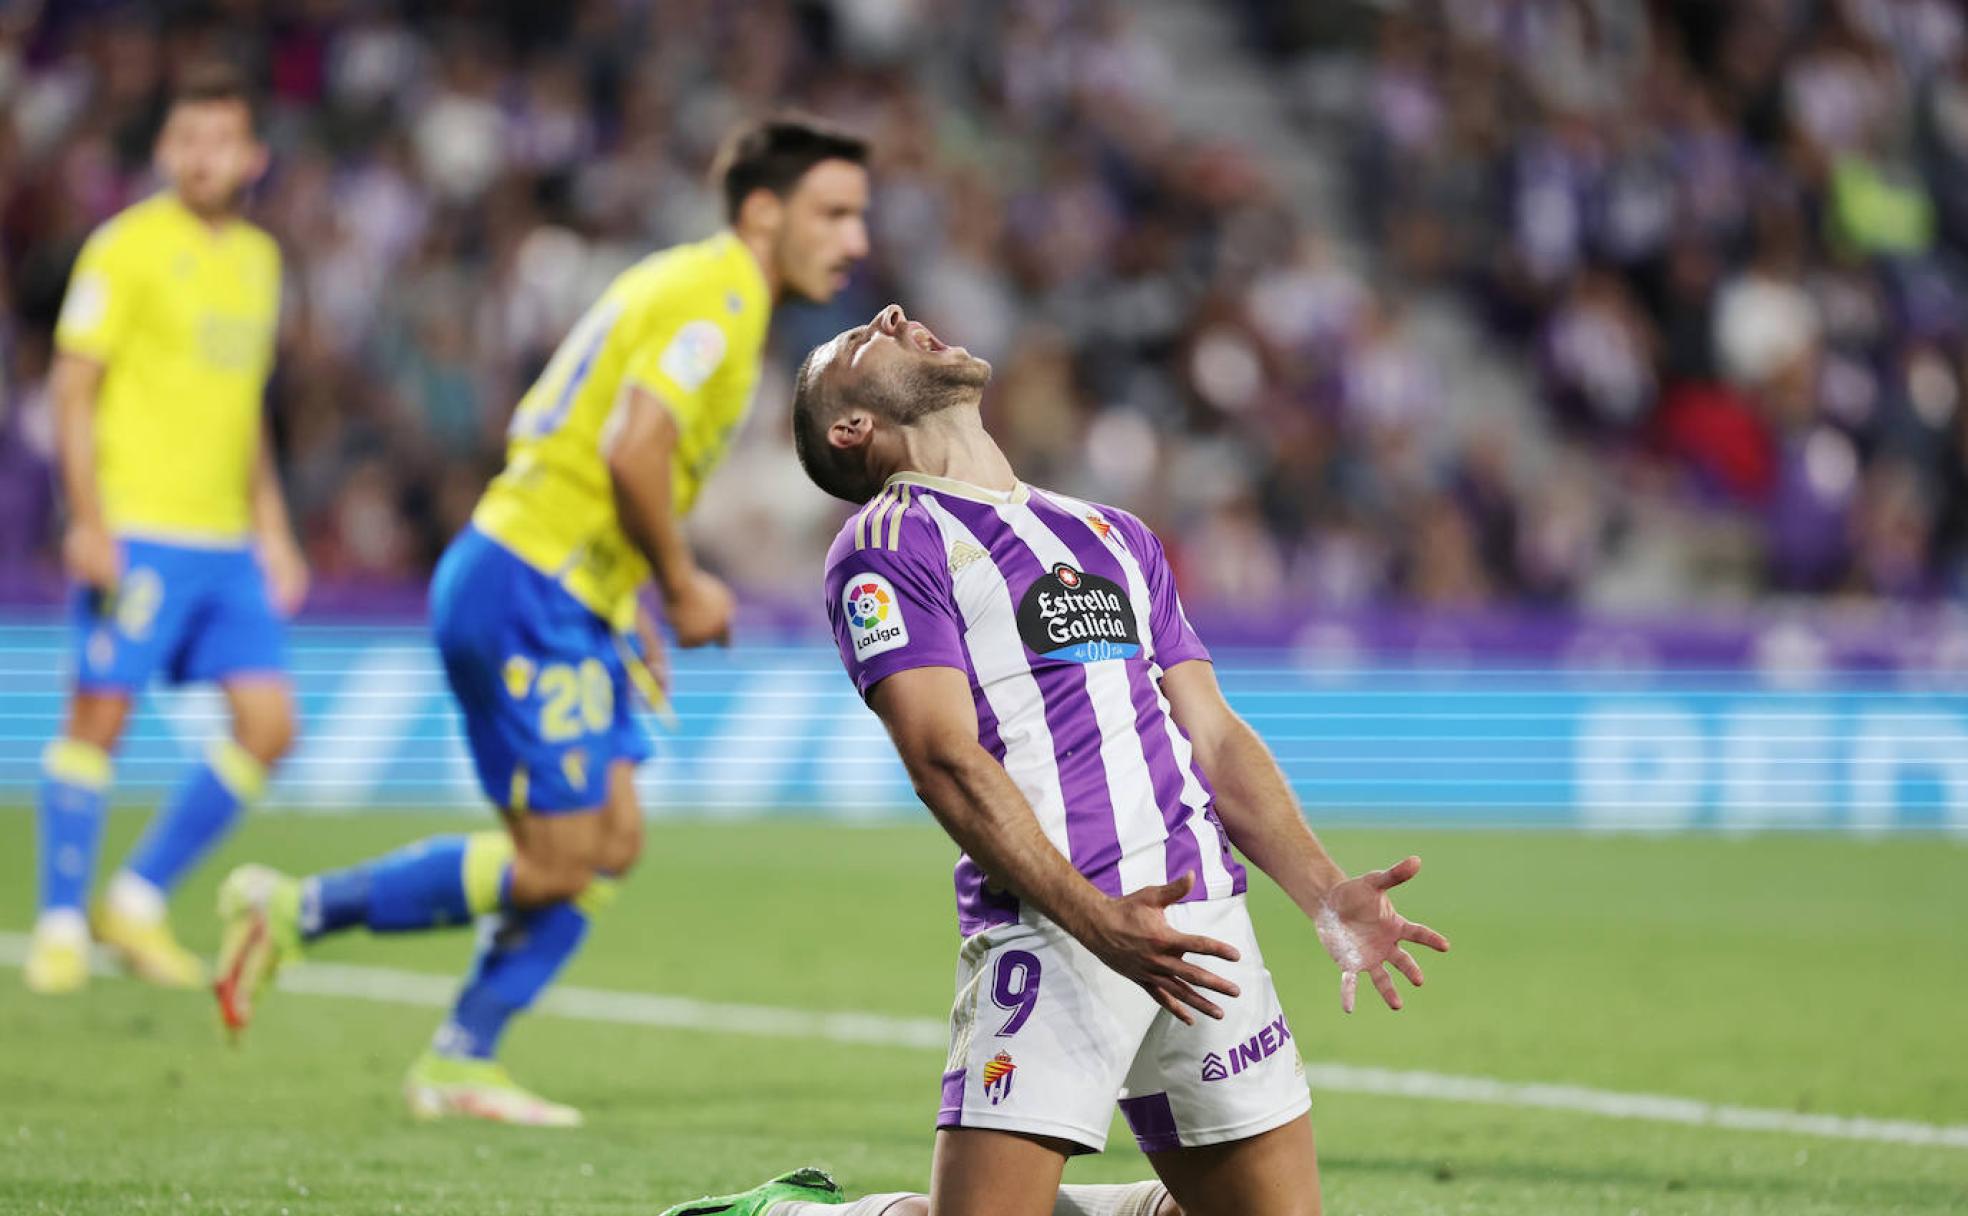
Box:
[936,894,1311,1154]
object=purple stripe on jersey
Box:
[1118,1092,1183,1153]
[1125,668,1204,892]
[934,493,1125,897]
[957,620,1021,935]
[1206,804,1250,894]
[1026,493,1210,898]
[937,1068,967,1128]
[954,857,1019,936]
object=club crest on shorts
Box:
[502,655,537,699]
[982,1050,1017,1104]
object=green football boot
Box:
[403,1051,584,1128]
[212,864,304,1038]
[657,1167,845,1216]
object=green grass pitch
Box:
[0,809,1963,1214]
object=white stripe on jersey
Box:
[1043,491,1237,900]
[1000,495,1168,895]
[918,497,1074,864]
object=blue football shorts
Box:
[431,525,651,815]
[71,536,287,692]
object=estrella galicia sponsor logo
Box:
[1201,1015,1293,1082]
[1016,563,1140,663]
[844,572,909,659]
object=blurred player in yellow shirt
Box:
[25,64,307,996]
[215,117,871,1125]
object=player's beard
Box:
[876,351,993,424]
[178,177,247,222]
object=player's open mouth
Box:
[905,322,949,354]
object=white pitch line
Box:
[2,931,1962,1150]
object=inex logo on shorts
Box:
[1200,1014,1294,1082]
[1016,563,1140,663]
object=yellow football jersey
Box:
[473,231,771,627]
[54,192,281,542]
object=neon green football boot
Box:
[403,1051,584,1128]
[23,919,91,995]
[657,1168,845,1216]
[212,864,303,1038]
[92,901,206,989]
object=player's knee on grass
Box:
[226,682,297,765]
[63,691,132,751]
[1153,1191,1304,1216]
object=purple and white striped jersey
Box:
[824,472,1248,936]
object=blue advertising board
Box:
[0,624,1963,832]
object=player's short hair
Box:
[792,346,882,504]
[170,60,260,130]
[714,115,869,224]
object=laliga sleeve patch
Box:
[657,319,728,392]
[844,573,910,659]
[60,272,108,334]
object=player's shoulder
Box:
[1032,485,1159,553]
[621,232,766,318]
[77,195,167,261]
[232,217,281,266]
[825,482,947,575]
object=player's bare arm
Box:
[1160,659,1451,1012]
[604,382,734,646]
[869,663,1243,1023]
[250,438,308,617]
[50,351,118,592]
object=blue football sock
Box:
[300,831,513,941]
[123,740,264,895]
[36,741,112,916]
[435,891,602,1061]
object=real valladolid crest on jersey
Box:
[1016,563,1141,663]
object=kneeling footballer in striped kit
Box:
[661,305,1452,1216]
[210,117,871,1126]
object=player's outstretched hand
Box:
[666,566,735,648]
[63,519,120,592]
[1314,855,1450,1014]
[261,535,310,617]
[1085,873,1243,1026]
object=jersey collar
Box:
[884,471,1029,505]
[159,190,245,243]
[714,230,771,305]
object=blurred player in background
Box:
[25,63,305,996]
[661,305,1450,1216]
[211,117,871,1126]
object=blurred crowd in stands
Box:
[3,0,1967,619]
[1333,0,1968,610]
